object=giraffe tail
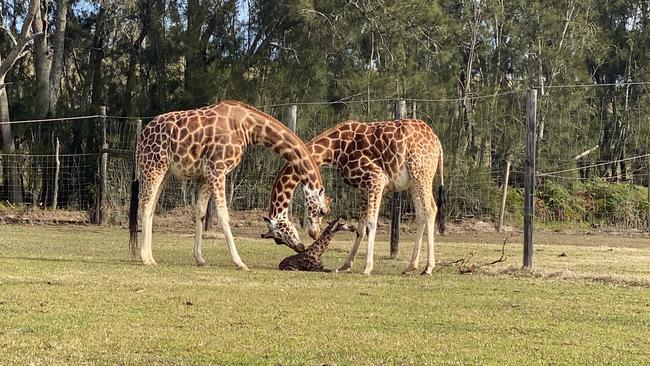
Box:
[129,179,139,256]
[436,147,446,235]
[436,185,446,236]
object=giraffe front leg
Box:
[339,195,368,272]
[194,182,211,266]
[339,221,366,272]
[210,173,249,271]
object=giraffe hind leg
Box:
[362,181,386,275]
[422,188,438,276]
[139,170,167,266]
[403,190,427,274]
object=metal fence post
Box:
[97,106,108,225]
[53,136,60,210]
[524,90,537,268]
[647,154,650,231]
[390,99,407,258]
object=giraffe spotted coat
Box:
[128,100,330,269]
[265,119,445,275]
[279,218,356,272]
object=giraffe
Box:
[128,100,330,268]
[277,218,356,272]
[262,119,445,275]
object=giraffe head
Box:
[261,216,306,253]
[262,187,331,252]
[302,186,333,239]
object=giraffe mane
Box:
[221,100,324,185]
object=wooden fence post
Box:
[390,99,407,258]
[52,136,60,210]
[524,90,537,268]
[97,106,108,225]
[497,160,511,232]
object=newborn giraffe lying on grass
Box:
[279,218,356,272]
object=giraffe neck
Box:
[268,134,334,219]
[306,220,340,257]
[228,101,323,200]
[307,233,333,258]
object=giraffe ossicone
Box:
[128,100,329,268]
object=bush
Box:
[582,179,648,228]
[537,181,586,222]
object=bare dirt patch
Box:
[2,205,648,249]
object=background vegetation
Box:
[0,0,648,228]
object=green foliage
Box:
[534,179,649,229]
[582,179,649,228]
[537,181,586,222]
[505,187,525,225]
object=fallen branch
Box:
[440,233,514,274]
[436,256,471,272]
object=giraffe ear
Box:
[262,216,272,224]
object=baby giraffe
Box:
[279,218,356,272]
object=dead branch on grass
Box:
[440,233,514,274]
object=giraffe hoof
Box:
[195,259,207,267]
[338,263,353,272]
[402,265,417,275]
[236,264,250,271]
[420,269,433,276]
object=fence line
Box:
[1,84,649,232]
[0,115,101,125]
[538,154,650,177]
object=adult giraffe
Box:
[128,100,330,269]
[263,119,445,275]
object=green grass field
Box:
[1,224,649,365]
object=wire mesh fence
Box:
[534,83,650,230]
[0,84,648,231]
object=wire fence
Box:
[0,84,648,231]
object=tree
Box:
[0,0,41,203]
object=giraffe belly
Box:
[169,158,207,180]
[389,167,411,192]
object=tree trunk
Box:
[184,0,217,106]
[48,0,69,116]
[0,0,40,204]
[33,0,51,118]
[83,5,106,110]
[0,77,23,203]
